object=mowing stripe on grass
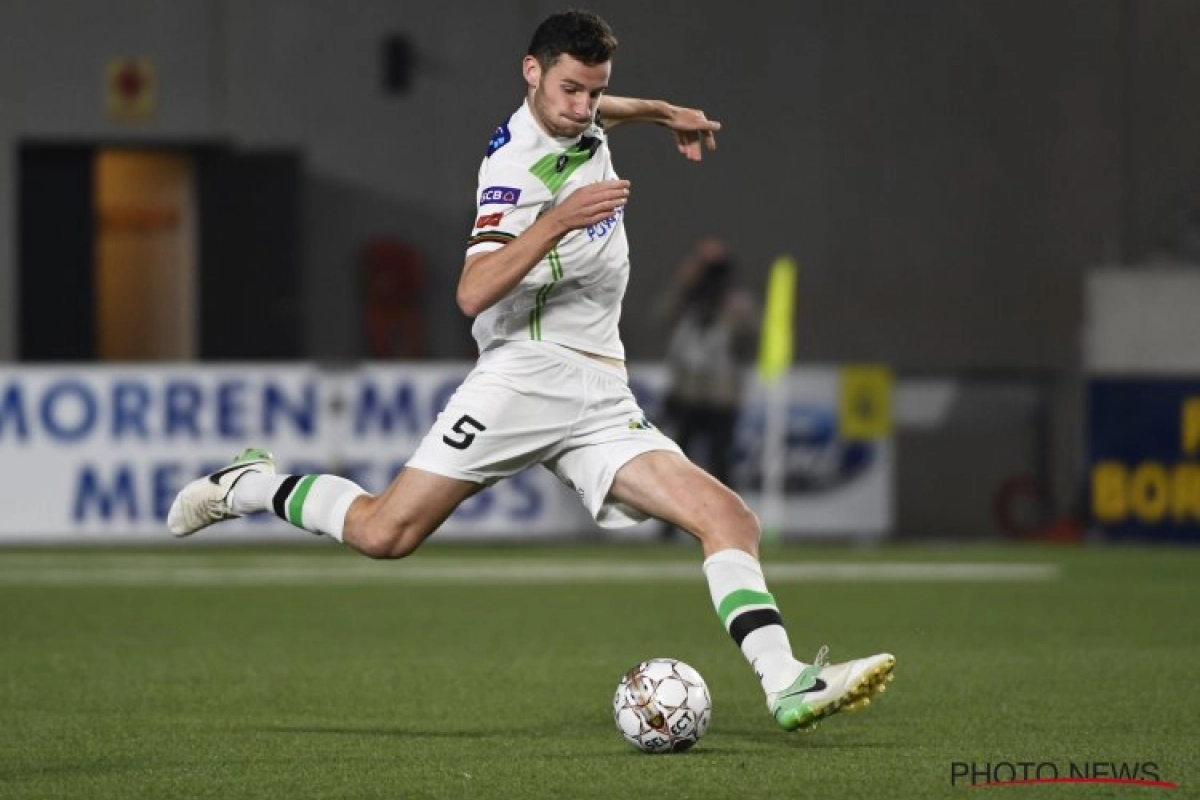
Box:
[0,557,1060,586]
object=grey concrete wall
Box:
[4,0,1199,365]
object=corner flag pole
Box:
[757,256,797,545]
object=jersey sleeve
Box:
[466,159,553,256]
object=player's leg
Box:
[167,448,480,558]
[608,451,894,732]
[169,343,571,554]
[608,451,800,698]
[231,463,480,558]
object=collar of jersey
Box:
[518,100,603,150]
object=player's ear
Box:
[522,55,541,91]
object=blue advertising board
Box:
[1088,378,1200,542]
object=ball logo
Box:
[480,186,522,206]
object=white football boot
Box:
[167,448,275,536]
[771,646,896,732]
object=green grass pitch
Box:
[0,542,1196,799]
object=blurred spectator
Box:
[657,238,756,537]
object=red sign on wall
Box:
[106,57,156,122]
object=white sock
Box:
[702,549,804,702]
[231,472,366,543]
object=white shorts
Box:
[405,341,682,527]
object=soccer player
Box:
[168,9,894,733]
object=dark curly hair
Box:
[527,9,618,70]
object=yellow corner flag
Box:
[758,256,797,381]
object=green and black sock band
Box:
[718,589,785,647]
[272,475,318,528]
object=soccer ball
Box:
[612,658,712,753]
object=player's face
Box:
[524,54,610,139]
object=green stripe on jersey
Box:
[530,283,552,339]
[529,149,592,194]
[528,248,562,340]
[287,475,319,528]
[717,589,777,626]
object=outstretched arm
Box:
[598,95,721,162]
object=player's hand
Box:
[553,179,631,231]
[661,105,720,162]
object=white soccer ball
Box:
[612,658,712,753]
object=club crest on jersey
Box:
[480,186,522,206]
[487,123,512,156]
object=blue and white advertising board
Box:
[0,364,892,543]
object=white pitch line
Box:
[0,559,1060,586]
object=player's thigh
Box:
[608,450,759,555]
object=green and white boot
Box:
[771,647,896,732]
[167,448,275,536]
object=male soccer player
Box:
[168,9,894,732]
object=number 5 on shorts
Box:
[442,414,487,450]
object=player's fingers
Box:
[590,203,623,224]
[571,181,627,209]
[674,131,695,160]
[598,186,631,204]
[588,185,629,209]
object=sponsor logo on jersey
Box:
[475,212,504,228]
[486,123,512,156]
[586,205,623,242]
[480,186,522,206]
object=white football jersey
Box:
[466,101,630,360]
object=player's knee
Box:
[728,494,761,546]
[357,526,423,560]
[351,511,427,560]
[693,488,759,548]
[711,491,760,551]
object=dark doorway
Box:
[18,145,95,361]
[17,143,303,362]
